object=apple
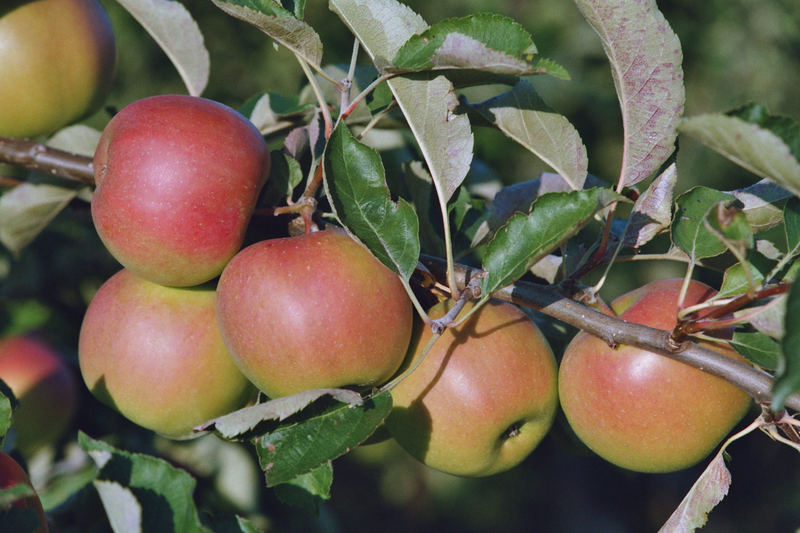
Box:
[558,278,752,473]
[386,299,558,477]
[78,269,255,438]
[215,229,413,398]
[0,0,116,138]
[0,336,77,456]
[0,452,48,532]
[91,94,270,287]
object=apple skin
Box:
[0,0,116,138]
[215,229,413,398]
[386,299,558,477]
[0,452,48,532]
[92,94,270,287]
[558,278,752,473]
[0,336,77,456]
[78,269,255,438]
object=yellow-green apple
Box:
[0,452,48,532]
[78,269,255,438]
[91,94,270,287]
[215,229,413,398]
[558,278,752,473]
[0,336,77,456]
[386,299,558,477]
[0,0,116,138]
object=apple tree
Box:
[1,0,799,531]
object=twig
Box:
[0,137,94,185]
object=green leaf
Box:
[330,0,428,65]
[213,0,322,67]
[391,13,543,76]
[772,281,800,411]
[730,331,780,371]
[239,92,314,135]
[671,187,736,261]
[254,390,392,487]
[729,103,800,162]
[0,379,17,446]
[38,461,98,511]
[195,388,363,439]
[718,262,765,298]
[79,432,210,533]
[680,113,800,198]
[259,150,303,207]
[470,81,587,190]
[575,0,684,187]
[273,462,333,513]
[116,0,209,96]
[0,489,43,533]
[323,123,420,280]
[281,0,305,18]
[481,188,621,294]
[784,197,800,253]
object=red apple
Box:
[91,95,270,287]
[0,0,116,138]
[78,269,255,438]
[558,278,752,473]
[386,299,558,477]
[0,336,77,456]
[215,229,413,398]
[0,452,48,532]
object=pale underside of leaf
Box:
[329,0,428,64]
[195,388,363,438]
[727,179,793,233]
[116,0,209,96]
[622,162,677,247]
[427,33,534,76]
[680,114,800,198]
[213,1,322,67]
[658,454,730,533]
[576,0,684,187]
[390,75,474,205]
[94,480,143,533]
[474,81,587,190]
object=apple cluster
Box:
[74,92,751,476]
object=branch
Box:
[0,137,94,185]
[419,255,800,412]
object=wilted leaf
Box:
[482,188,621,294]
[255,390,392,487]
[680,113,800,198]
[471,81,587,190]
[730,331,780,370]
[79,432,210,533]
[621,162,677,247]
[195,388,363,439]
[324,123,420,280]
[772,282,800,411]
[213,0,322,67]
[659,453,731,533]
[576,0,684,187]
[273,462,333,512]
[671,187,736,261]
[116,0,209,96]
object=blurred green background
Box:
[2,0,800,531]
